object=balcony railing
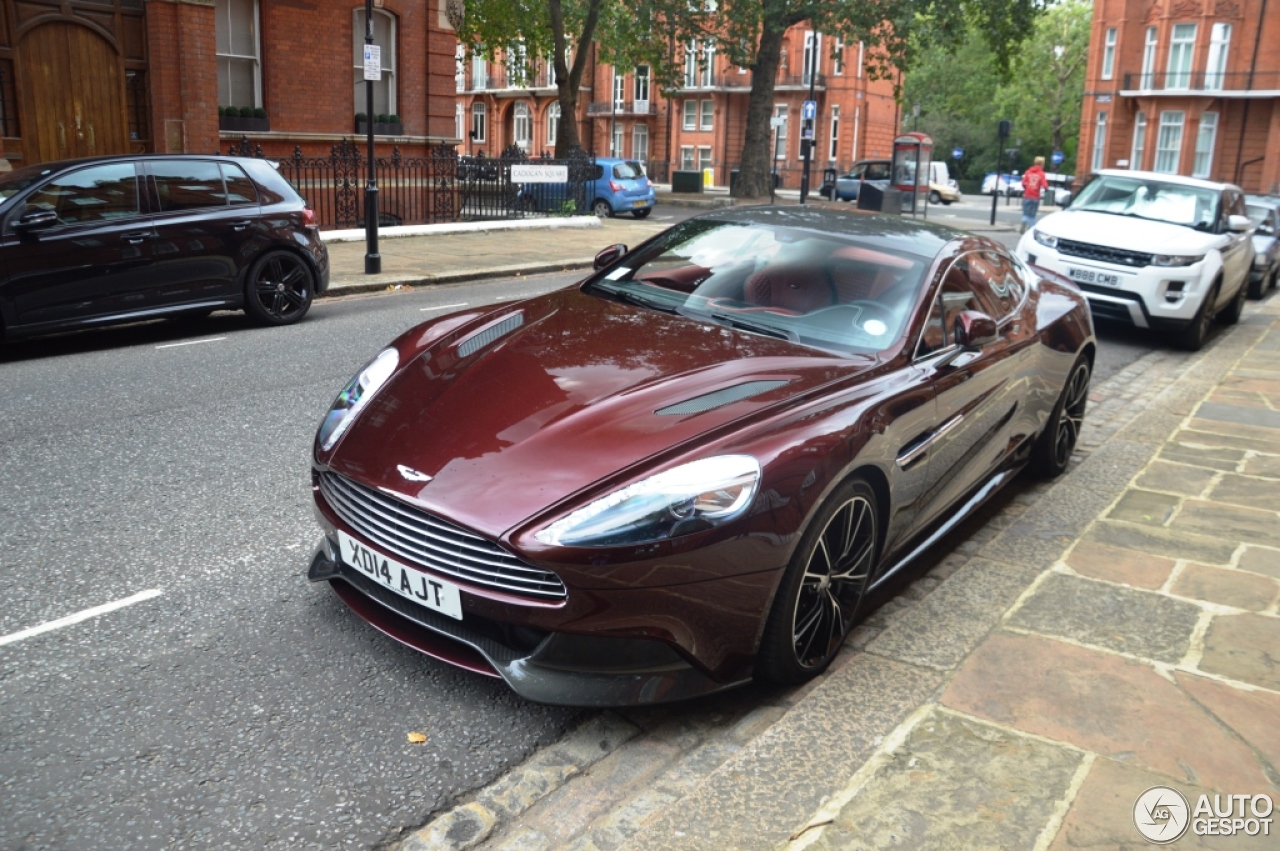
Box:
[678,72,826,91]
[1121,70,1280,93]
[587,100,658,116]
[463,68,559,93]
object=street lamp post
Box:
[799,60,817,204]
[363,0,381,274]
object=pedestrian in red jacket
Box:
[1020,157,1048,234]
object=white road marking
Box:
[0,589,164,648]
[420,302,469,312]
[156,337,226,350]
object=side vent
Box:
[457,312,524,357]
[656,380,790,416]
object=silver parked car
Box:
[1246,196,1280,298]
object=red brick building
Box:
[0,0,460,169]
[455,29,900,189]
[1077,0,1280,193]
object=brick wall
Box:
[147,0,218,155]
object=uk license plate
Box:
[1068,267,1119,286]
[632,200,648,207]
[338,530,463,620]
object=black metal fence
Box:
[226,137,596,230]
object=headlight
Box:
[317,347,399,451]
[1032,230,1058,249]
[1151,254,1203,267]
[534,455,761,547]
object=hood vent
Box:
[457,312,524,357]
[656,379,790,416]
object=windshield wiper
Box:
[685,308,796,341]
[597,285,679,314]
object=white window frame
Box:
[1101,28,1117,80]
[507,41,528,87]
[513,101,531,149]
[1193,112,1218,178]
[700,99,714,131]
[216,0,261,109]
[1205,23,1231,90]
[1141,27,1158,88]
[698,145,712,175]
[802,32,821,85]
[680,145,695,171]
[773,104,787,159]
[612,123,624,158]
[1155,110,1185,173]
[634,65,651,110]
[612,68,626,109]
[471,102,486,143]
[1131,111,1147,170]
[1166,23,1196,90]
[684,41,699,88]
[856,41,864,79]
[833,38,844,76]
[700,41,715,87]
[455,102,465,139]
[353,8,396,116]
[455,45,466,92]
[472,53,488,91]
[829,104,840,161]
[546,101,560,145]
[633,124,649,166]
[683,99,697,130]
[1091,111,1108,172]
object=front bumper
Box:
[307,535,753,706]
[1017,235,1209,329]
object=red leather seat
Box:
[743,267,833,314]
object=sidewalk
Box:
[320,204,1017,297]
[394,294,1280,851]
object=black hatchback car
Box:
[0,154,329,341]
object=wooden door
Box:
[18,23,129,163]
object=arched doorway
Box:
[18,22,129,163]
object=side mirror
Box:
[14,209,58,231]
[593,243,627,270]
[1228,214,1253,233]
[953,310,998,350]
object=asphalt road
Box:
[0,260,1156,850]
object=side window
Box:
[917,258,977,357]
[968,250,1023,319]
[152,160,228,212]
[592,165,605,181]
[23,163,141,225]
[848,164,865,179]
[918,295,946,357]
[220,163,259,205]
[866,162,891,181]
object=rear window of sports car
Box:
[587,219,929,356]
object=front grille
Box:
[1055,238,1153,268]
[318,472,567,599]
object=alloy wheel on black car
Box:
[245,250,314,326]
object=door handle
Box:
[229,219,253,231]
[122,230,153,244]
[896,413,965,468]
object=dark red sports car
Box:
[308,208,1094,706]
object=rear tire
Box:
[633,208,651,219]
[1248,273,1267,300]
[244,250,314,327]
[1175,280,1219,351]
[592,199,612,219]
[1031,355,1091,479]
[1218,278,1246,325]
[756,477,879,685]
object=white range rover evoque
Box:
[1015,170,1255,350]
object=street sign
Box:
[770,116,786,128]
[1051,150,1065,165]
[363,44,382,81]
[952,147,964,160]
[511,164,569,183]
[801,100,817,121]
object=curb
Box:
[321,216,602,244]
[321,260,596,298]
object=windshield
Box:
[1072,175,1220,230]
[587,219,930,356]
[0,164,54,203]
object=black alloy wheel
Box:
[245,250,314,326]
[1032,356,1091,478]
[757,478,879,684]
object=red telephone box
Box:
[891,133,933,214]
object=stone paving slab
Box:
[1198,613,1280,692]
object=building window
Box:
[680,145,695,171]
[833,39,844,76]
[1193,112,1218,178]
[1205,23,1231,90]
[125,70,148,142]
[1155,111,1185,173]
[610,123,623,157]
[612,68,625,109]
[700,99,714,131]
[353,8,396,116]
[456,102,465,139]
[216,0,261,109]
[456,45,466,92]
[684,41,698,88]
[471,103,486,143]
[547,101,560,145]
[1091,111,1107,172]
[773,104,787,159]
[1166,23,1196,90]
[683,99,697,130]
[1101,28,1116,80]
[472,54,488,90]
[698,145,712,174]
[802,32,821,85]
[505,41,528,87]
[829,105,840,161]
[633,124,649,166]
[701,41,715,87]
[634,65,650,109]
[1141,27,1157,88]
[513,101,531,149]
[1130,111,1147,170]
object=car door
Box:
[910,250,1030,532]
[836,163,865,200]
[1218,190,1252,299]
[146,158,262,305]
[0,160,156,329]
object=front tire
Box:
[592,199,613,219]
[756,478,879,685]
[1175,280,1219,351]
[1218,278,1246,325]
[244,250,314,327]
[1031,356,1091,478]
[929,190,942,204]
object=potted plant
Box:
[219,105,269,133]
[355,113,404,135]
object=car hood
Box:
[1040,210,1223,253]
[325,289,871,539]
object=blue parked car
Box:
[518,158,656,218]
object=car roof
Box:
[3,153,261,181]
[1095,169,1241,192]
[1246,194,1280,208]
[699,205,965,259]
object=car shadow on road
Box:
[0,312,263,363]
